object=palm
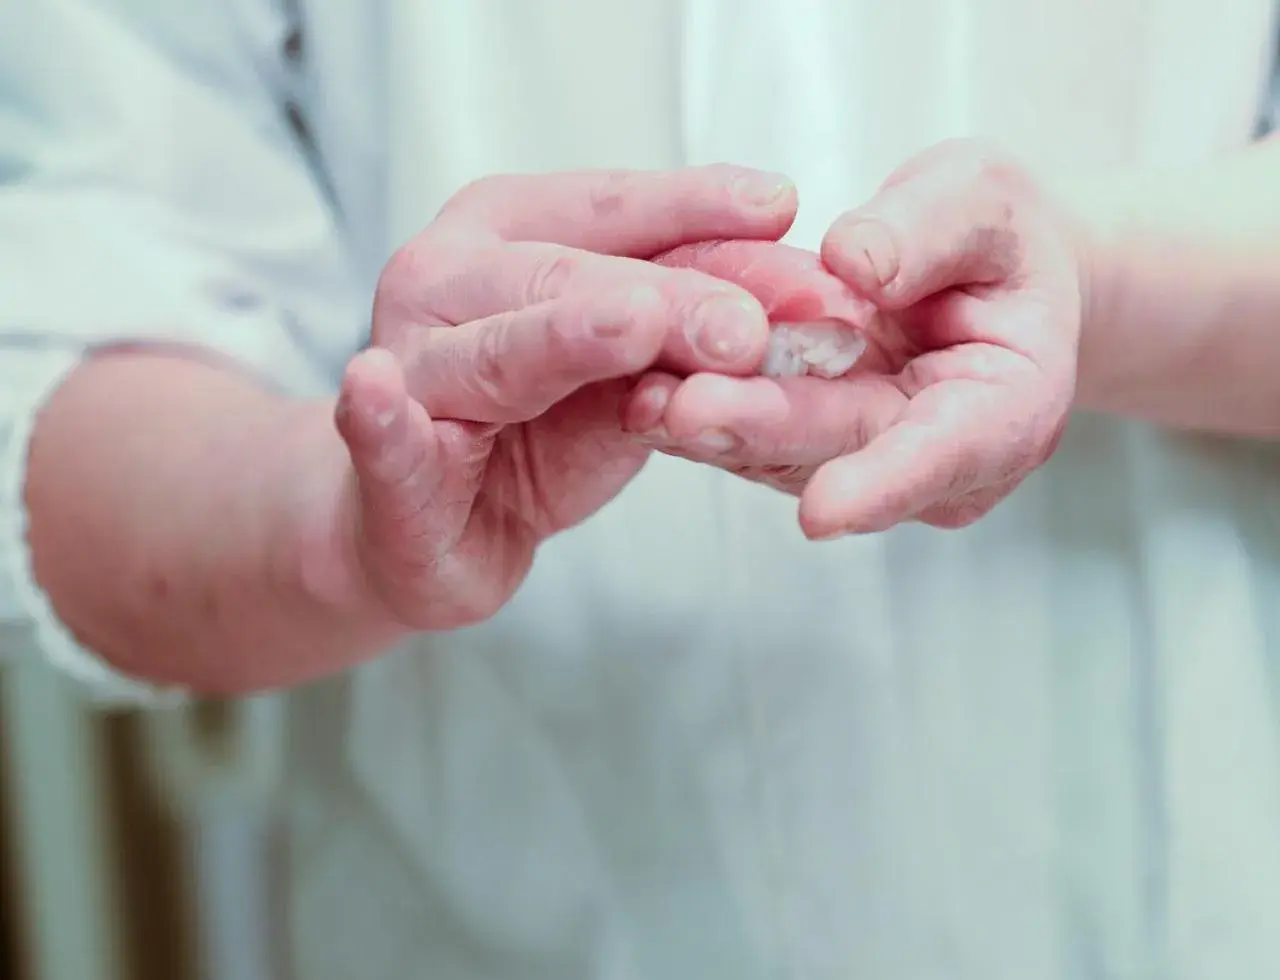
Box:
[352,378,649,631]
[472,380,649,537]
[854,285,1064,522]
[627,206,1080,536]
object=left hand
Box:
[620,139,1086,539]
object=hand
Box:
[621,140,1084,539]
[324,166,797,629]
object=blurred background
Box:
[2,15,1276,980]
[0,647,286,980]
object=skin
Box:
[622,140,1082,539]
[25,136,1280,693]
[625,136,1280,537]
[26,165,798,692]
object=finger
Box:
[657,239,894,377]
[618,371,682,439]
[405,286,675,423]
[335,347,446,561]
[622,371,906,464]
[386,243,770,377]
[656,239,877,327]
[820,145,1030,310]
[797,380,1034,539]
[436,164,798,256]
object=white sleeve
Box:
[0,0,365,705]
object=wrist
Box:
[1050,171,1130,412]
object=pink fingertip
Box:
[619,373,677,433]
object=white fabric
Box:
[3,0,1280,977]
[0,0,365,702]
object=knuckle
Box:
[930,138,1034,211]
[542,305,594,368]
[522,249,580,305]
[374,237,473,342]
[372,245,430,346]
[468,324,521,413]
[376,243,428,306]
[980,156,1034,199]
[586,171,637,219]
[972,155,1036,212]
[548,291,650,363]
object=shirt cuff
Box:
[0,346,185,707]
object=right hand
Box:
[326,166,798,631]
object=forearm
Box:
[1066,136,1280,438]
[24,350,407,695]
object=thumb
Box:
[820,145,1031,310]
[335,348,448,577]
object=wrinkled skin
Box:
[622,139,1085,539]
[332,143,1084,632]
[331,165,796,629]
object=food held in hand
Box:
[762,319,867,378]
[655,239,876,380]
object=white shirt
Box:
[2,1,1280,977]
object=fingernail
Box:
[693,428,740,454]
[691,295,759,363]
[731,171,795,208]
[838,221,899,288]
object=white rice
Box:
[761,320,867,379]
